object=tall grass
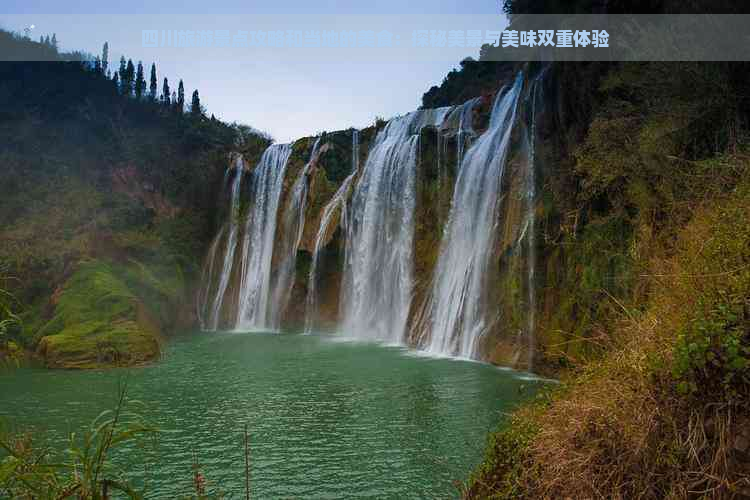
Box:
[0,382,156,499]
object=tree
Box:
[149,63,157,101]
[102,42,109,74]
[39,35,43,44]
[190,89,202,117]
[44,35,50,46]
[135,61,146,99]
[123,59,135,96]
[162,77,170,106]
[94,56,102,74]
[112,71,120,92]
[177,79,185,112]
[51,33,58,50]
[171,91,177,109]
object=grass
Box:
[0,383,157,499]
[466,154,750,500]
[466,61,750,498]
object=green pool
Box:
[0,331,544,498]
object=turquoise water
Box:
[0,332,544,498]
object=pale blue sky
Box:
[2,1,507,141]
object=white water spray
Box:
[269,138,322,327]
[340,108,451,343]
[421,73,523,358]
[235,143,293,330]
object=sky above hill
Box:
[1,1,507,142]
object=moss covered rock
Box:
[35,260,160,369]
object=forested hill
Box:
[0,29,269,368]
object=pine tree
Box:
[177,80,185,112]
[134,61,146,99]
[124,59,135,96]
[162,77,171,106]
[39,35,43,44]
[190,89,202,117]
[112,71,120,91]
[94,56,102,73]
[51,33,58,51]
[149,63,157,101]
[102,42,109,74]
[44,35,50,46]
[171,91,177,108]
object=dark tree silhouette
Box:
[162,77,170,106]
[124,59,135,96]
[149,63,157,101]
[135,61,146,99]
[190,89,202,116]
[51,33,57,50]
[177,80,185,112]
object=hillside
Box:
[0,30,269,368]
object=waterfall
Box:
[196,74,541,367]
[519,74,544,369]
[197,226,223,329]
[304,172,356,333]
[269,138,322,328]
[442,96,480,173]
[236,143,293,330]
[435,97,479,219]
[456,97,480,170]
[201,158,244,331]
[304,129,359,333]
[340,108,451,343]
[420,73,523,358]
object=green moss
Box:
[36,260,160,368]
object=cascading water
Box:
[200,158,244,331]
[517,73,544,369]
[450,96,481,171]
[197,74,543,368]
[340,108,451,343]
[235,143,293,330]
[269,138,322,327]
[197,226,222,329]
[304,129,360,333]
[419,73,523,358]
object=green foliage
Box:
[671,193,750,398]
[422,59,515,108]
[0,385,156,499]
[0,266,22,349]
[466,409,541,499]
[0,27,269,360]
[674,298,749,396]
